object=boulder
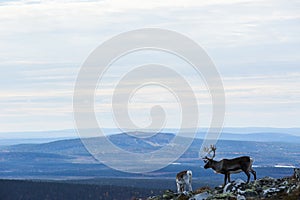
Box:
[236,194,246,200]
[223,179,246,194]
[189,192,211,200]
[263,187,280,197]
[242,189,258,198]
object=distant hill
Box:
[1,127,300,145]
[216,132,300,143]
[220,127,300,135]
[0,137,75,146]
[0,132,299,180]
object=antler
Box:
[203,145,217,160]
[210,145,216,159]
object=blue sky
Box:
[0,0,299,133]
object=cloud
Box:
[1,0,299,62]
[0,0,299,132]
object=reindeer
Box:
[202,145,256,186]
[176,170,192,193]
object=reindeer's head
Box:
[202,145,216,169]
[203,157,213,169]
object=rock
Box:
[282,180,289,185]
[254,186,263,194]
[263,187,280,197]
[259,177,276,186]
[287,184,297,193]
[207,192,236,200]
[278,185,287,191]
[223,183,234,193]
[236,194,246,200]
[294,168,300,181]
[146,173,300,200]
[237,189,245,195]
[214,186,224,194]
[162,189,175,199]
[243,189,258,198]
[147,196,161,200]
[233,179,246,187]
[189,192,211,200]
[176,193,190,200]
[194,186,210,194]
[223,179,245,194]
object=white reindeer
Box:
[176,170,192,193]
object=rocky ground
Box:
[146,175,300,200]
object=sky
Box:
[0,0,299,134]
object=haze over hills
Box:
[217,127,300,135]
[0,127,300,145]
[0,128,299,182]
[204,132,300,143]
[0,132,299,182]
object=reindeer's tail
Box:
[245,157,254,171]
[248,157,253,168]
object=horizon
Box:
[1,126,300,140]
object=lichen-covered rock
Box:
[207,192,236,200]
[258,176,276,187]
[147,195,162,200]
[146,174,300,200]
[162,189,175,199]
[175,192,194,200]
[176,194,190,200]
[194,186,210,194]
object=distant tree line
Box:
[0,179,161,200]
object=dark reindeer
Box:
[202,145,256,186]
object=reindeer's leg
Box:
[176,182,181,193]
[244,170,251,183]
[227,173,231,182]
[188,175,192,191]
[188,182,192,192]
[250,168,257,180]
[224,174,228,186]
